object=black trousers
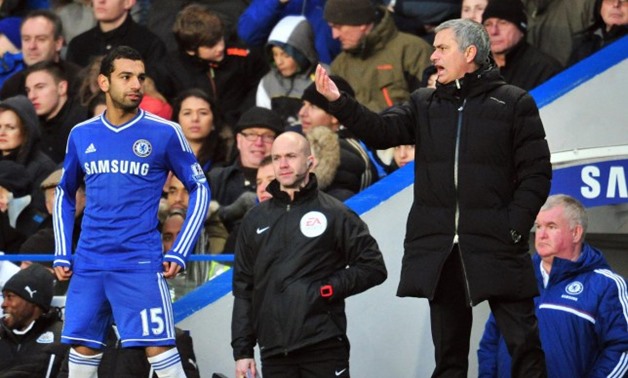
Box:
[262,337,350,378]
[429,245,546,378]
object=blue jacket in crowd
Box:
[237,0,340,64]
[478,243,628,377]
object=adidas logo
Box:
[85,143,97,154]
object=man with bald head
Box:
[231,131,387,378]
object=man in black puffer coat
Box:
[315,18,551,378]
[0,264,67,378]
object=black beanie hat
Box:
[482,0,528,33]
[301,75,355,113]
[234,107,285,135]
[3,264,54,312]
[324,0,377,26]
[0,160,31,197]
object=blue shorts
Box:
[62,270,176,349]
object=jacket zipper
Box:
[454,98,473,306]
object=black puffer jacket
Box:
[231,175,387,360]
[152,43,268,126]
[328,65,552,305]
[498,39,563,91]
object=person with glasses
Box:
[208,106,285,253]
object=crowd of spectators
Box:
[0,0,623,287]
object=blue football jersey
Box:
[53,110,210,271]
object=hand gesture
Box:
[315,64,341,102]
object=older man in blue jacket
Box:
[478,194,628,377]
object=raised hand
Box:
[315,64,341,102]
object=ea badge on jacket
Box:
[300,211,327,238]
[36,331,54,344]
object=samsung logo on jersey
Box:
[84,160,150,176]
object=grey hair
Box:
[434,18,491,66]
[540,194,588,236]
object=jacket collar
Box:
[97,13,133,42]
[267,173,319,204]
[434,63,503,100]
[533,243,611,286]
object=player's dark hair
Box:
[99,46,143,77]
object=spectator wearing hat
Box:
[0,160,46,253]
[298,76,380,200]
[0,95,56,213]
[324,0,432,113]
[208,106,284,253]
[0,263,68,377]
[324,0,432,173]
[1,10,83,101]
[483,0,563,91]
[257,15,328,127]
[0,16,24,88]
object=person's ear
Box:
[307,156,317,170]
[58,80,68,97]
[97,74,109,92]
[572,224,584,244]
[465,45,477,64]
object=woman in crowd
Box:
[172,88,233,172]
[0,96,55,213]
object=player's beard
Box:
[111,92,143,112]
